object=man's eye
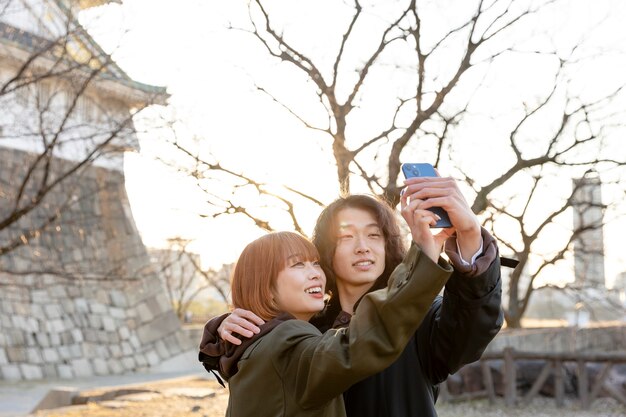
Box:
[338,235,353,240]
[369,233,381,238]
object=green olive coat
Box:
[199,244,453,417]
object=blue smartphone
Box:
[401,163,452,228]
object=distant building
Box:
[572,175,606,288]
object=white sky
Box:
[80,0,626,286]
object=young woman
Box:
[206,176,503,417]
[199,210,453,416]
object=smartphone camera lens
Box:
[411,166,419,176]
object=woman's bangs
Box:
[280,233,319,264]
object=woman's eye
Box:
[313,260,321,266]
[370,233,381,238]
[291,261,304,267]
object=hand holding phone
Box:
[401,163,452,228]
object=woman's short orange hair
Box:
[231,231,320,321]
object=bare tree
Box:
[150,237,230,321]
[0,0,166,284]
[162,0,626,327]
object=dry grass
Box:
[29,377,624,417]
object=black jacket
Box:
[338,230,503,417]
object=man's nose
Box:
[355,236,370,253]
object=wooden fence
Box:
[440,348,626,409]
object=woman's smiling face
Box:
[274,255,326,321]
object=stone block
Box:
[42,364,58,378]
[25,332,36,346]
[90,302,107,314]
[175,329,194,350]
[134,354,147,367]
[147,296,165,317]
[31,387,78,411]
[42,348,59,362]
[89,346,104,360]
[26,347,43,364]
[121,357,136,371]
[1,364,22,380]
[136,313,181,345]
[87,314,102,329]
[118,326,130,340]
[71,358,93,378]
[81,343,97,357]
[164,335,182,355]
[48,285,67,299]
[69,344,82,358]
[58,346,71,360]
[109,290,127,308]
[83,329,98,343]
[107,358,124,374]
[136,302,154,323]
[74,298,89,313]
[0,348,7,364]
[0,333,7,346]
[129,335,141,349]
[109,307,126,319]
[7,347,26,362]
[44,304,63,319]
[1,302,14,314]
[155,340,170,359]
[57,364,74,379]
[66,286,80,297]
[92,358,109,375]
[145,350,159,366]
[30,304,43,318]
[109,344,122,358]
[121,342,132,356]
[97,331,110,343]
[101,316,116,332]
[49,332,61,346]
[11,315,26,330]
[12,302,27,315]
[108,332,120,344]
[71,329,84,343]
[60,331,74,345]
[35,332,50,348]
[95,289,110,305]
[8,329,25,346]
[155,292,171,312]
[20,363,43,380]
[31,289,50,303]
[26,317,39,332]
[47,319,65,333]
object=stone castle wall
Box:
[0,146,194,381]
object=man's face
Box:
[332,207,386,295]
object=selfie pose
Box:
[199,198,453,416]
[203,175,503,417]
